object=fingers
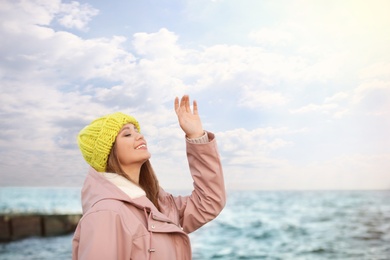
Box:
[193,100,198,115]
[180,95,190,113]
[174,96,179,114]
[174,95,197,114]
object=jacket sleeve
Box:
[72,210,132,260]
[173,131,226,233]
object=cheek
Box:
[116,143,130,159]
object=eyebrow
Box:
[119,125,136,134]
[119,126,131,133]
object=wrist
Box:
[186,131,209,144]
[186,131,205,139]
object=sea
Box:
[0,187,389,260]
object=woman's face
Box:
[114,123,151,168]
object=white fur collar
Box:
[100,172,146,199]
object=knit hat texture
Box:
[77,112,140,172]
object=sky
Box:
[1,0,390,190]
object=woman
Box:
[72,95,226,259]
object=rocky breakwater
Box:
[0,214,82,242]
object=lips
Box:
[135,144,147,150]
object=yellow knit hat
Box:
[77,112,140,172]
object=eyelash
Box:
[123,129,139,137]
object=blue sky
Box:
[1,0,389,190]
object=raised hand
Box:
[174,95,204,139]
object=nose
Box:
[135,132,144,140]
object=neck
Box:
[121,164,142,184]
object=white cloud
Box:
[1,0,389,191]
[290,103,339,115]
[224,153,390,190]
[249,28,292,47]
[215,127,297,169]
[0,0,60,29]
[359,62,390,80]
[0,0,98,32]
[57,1,99,31]
[324,92,349,103]
[353,80,390,103]
[352,80,390,116]
[291,77,390,118]
[133,28,182,58]
[238,87,288,109]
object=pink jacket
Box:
[72,132,226,260]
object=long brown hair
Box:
[106,142,160,211]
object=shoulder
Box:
[81,199,147,237]
[158,187,177,208]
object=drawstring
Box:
[143,208,155,257]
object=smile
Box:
[136,144,147,150]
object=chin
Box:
[144,153,152,161]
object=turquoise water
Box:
[0,187,82,214]
[1,188,389,259]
